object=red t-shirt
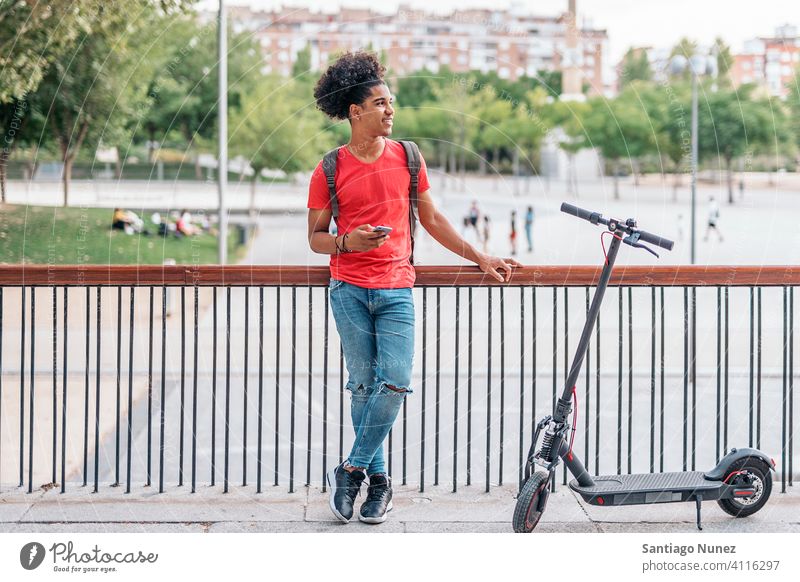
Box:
[307,138,430,289]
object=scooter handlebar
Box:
[561,202,674,252]
[636,229,674,251]
[560,202,600,223]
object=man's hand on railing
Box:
[344,224,389,252]
[477,253,523,282]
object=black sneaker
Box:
[359,473,393,524]
[326,462,366,523]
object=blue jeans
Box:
[329,278,415,475]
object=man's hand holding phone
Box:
[344,224,391,252]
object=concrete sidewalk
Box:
[1,484,798,534]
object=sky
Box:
[199,0,800,65]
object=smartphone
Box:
[373,225,393,236]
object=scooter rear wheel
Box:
[513,472,549,533]
[717,459,772,518]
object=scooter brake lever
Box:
[622,233,660,258]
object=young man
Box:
[307,51,521,525]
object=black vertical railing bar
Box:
[224,287,231,493]
[518,287,525,490]
[126,288,134,494]
[421,287,427,493]
[52,286,58,486]
[724,287,729,455]
[454,286,460,493]
[192,286,199,494]
[716,287,722,462]
[531,287,537,456]
[305,287,312,488]
[551,287,557,491]
[147,286,153,488]
[749,288,755,447]
[211,287,217,487]
[659,287,665,473]
[19,285,26,488]
[467,286,473,487]
[499,286,505,487]
[682,287,688,472]
[179,287,186,487]
[782,287,787,494]
[178,287,186,487]
[691,287,697,471]
[0,288,3,490]
[435,287,441,486]
[257,286,265,493]
[757,287,762,450]
[790,287,794,487]
[486,286,492,494]
[627,286,632,476]
[83,287,90,488]
[62,287,69,494]
[244,287,250,487]
[563,287,568,486]
[289,287,296,494]
[338,343,343,467]
[276,288,282,486]
[617,286,623,476]
[321,287,328,492]
[595,300,601,476]
[159,287,166,494]
[114,287,122,486]
[650,287,655,474]
[27,287,35,493]
[94,287,101,493]
[584,288,590,473]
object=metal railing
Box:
[0,265,796,496]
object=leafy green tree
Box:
[713,37,734,83]
[697,84,785,203]
[229,78,333,218]
[140,18,262,179]
[620,48,652,88]
[0,0,97,201]
[582,92,654,199]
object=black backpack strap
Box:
[400,140,421,264]
[321,147,341,218]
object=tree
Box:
[696,85,783,203]
[582,93,654,199]
[0,0,97,201]
[620,48,652,88]
[29,1,193,205]
[713,37,734,83]
[140,18,262,179]
[229,78,332,219]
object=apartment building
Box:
[222,2,609,95]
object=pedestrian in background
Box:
[524,205,534,252]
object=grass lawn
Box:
[0,205,247,265]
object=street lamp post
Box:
[670,53,717,265]
[218,0,228,265]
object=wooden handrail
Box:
[1,265,799,287]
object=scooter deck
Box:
[569,471,724,506]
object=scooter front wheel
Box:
[717,459,772,518]
[513,472,549,533]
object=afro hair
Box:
[313,51,387,121]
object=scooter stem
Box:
[554,228,624,424]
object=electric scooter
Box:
[513,203,775,533]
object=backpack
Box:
[321,140,421,264]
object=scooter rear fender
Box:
[703,447,776,481]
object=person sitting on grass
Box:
[112,208,150,235]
